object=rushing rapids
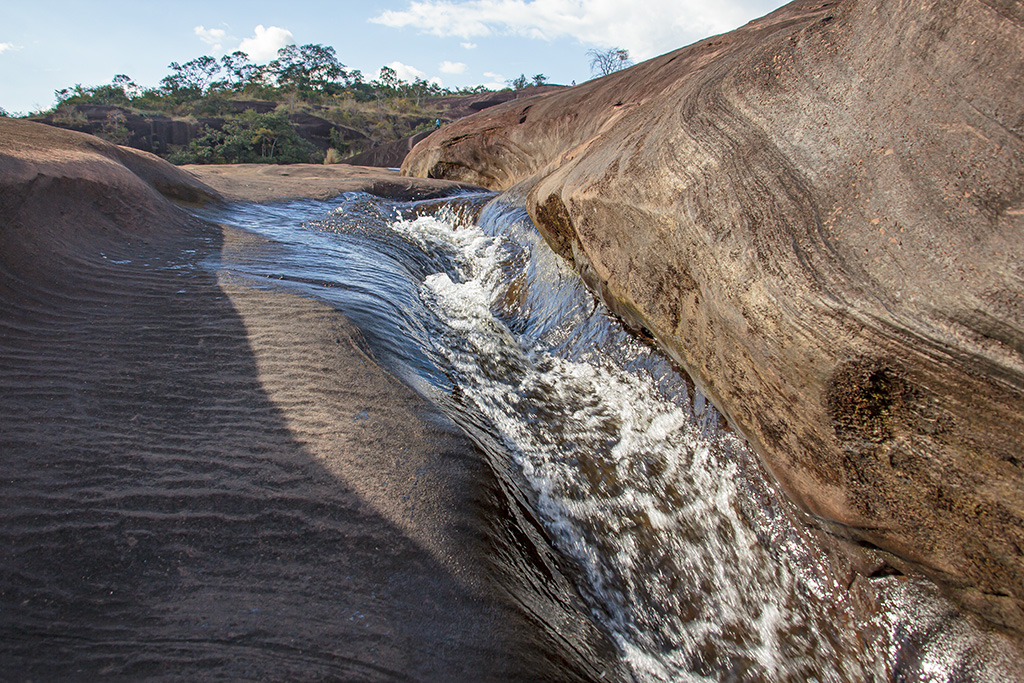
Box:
[202,192,1021,682]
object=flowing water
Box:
[201,191,1022,682]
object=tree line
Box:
[53,43,489,113]
[53,43,634,113]
[37,43,634,166]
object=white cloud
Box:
[439,60,467,74]
[461,41,477,49]
[0,42,17,55]
[370,0,756,61]
[239,25,294,62]
[384,61,427,82]
[481,71,505,89]
[194,25,226,51]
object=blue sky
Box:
[0,0,786,115]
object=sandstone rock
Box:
[0,118,219,299]
[403,0,1024,634]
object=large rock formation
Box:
[0,118,623,680]
[403,0,1024,633]
[0,118,219,298]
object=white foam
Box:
[382,205,1007,682]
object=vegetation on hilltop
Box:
[37,44,499,165]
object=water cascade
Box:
[202,192,1020,682]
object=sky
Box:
[0,0,787,115]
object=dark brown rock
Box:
[35,105,210,155]
[339,130,434,168]
[34,104,371,156]
[287,111,370,152]
[403,0,1024,634]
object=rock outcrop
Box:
[403,0,1024,634]
[339,130,434,168]
[0,118,219,297]
[1,118,622,679]
[35,104,219,155]
[33,104,371,156]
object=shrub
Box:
[171,110,322,165]
[99,110,131,145]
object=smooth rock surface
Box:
[183,161,482,203]
[0,119,619,680]
[403,0,1024,634]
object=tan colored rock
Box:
[183,161,481,203]
[403,0,1024,633]
[0,118,619,679]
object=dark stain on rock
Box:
[427,160,471,182]
[533,193,576,263]
[827,357,914,444]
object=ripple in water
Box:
[205,193,1023,683]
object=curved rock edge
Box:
[402,0,1024,636]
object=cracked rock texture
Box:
[403,0,1024,634]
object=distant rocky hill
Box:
[404,0,1024,636]
[33,101,370,157]
[30,87,565,168]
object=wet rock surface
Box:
[403,0,1024,634]
[0,119,621,680]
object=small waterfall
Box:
[203,192,1022,682]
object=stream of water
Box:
[200,191,1021,682]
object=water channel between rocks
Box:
[201,191,1020,683]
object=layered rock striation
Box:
[1,119,620,680]
[403,0,1024,633]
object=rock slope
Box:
[403,0,1024,633]
[0,119,619,680]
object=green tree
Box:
[111,74,141,98]
[531,74,548,86]
[219,51,261,91]
[161,56,221,96]
[377,65,399,90]
[99,110,130,145]
[54,78,133,107]
[172,109,320,164]
[507,74,529,90]
[269,44,346,93]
